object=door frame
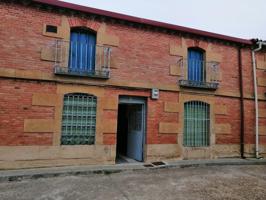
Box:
[118,96,147,162]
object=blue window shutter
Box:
[69,29,96,73]
[188,49,204,82]
[69,32,78,72]
[87,32,96,71]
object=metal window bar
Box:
[54,40,111,78]
[184,101,210,147]
[177,58,220,89]
[178,58,220,82]
[209,61,220,82]
[61,93,97,145]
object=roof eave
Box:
[32,0,253,45]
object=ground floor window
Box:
[184,101,210,147]
[61,93,97,145]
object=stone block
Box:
[102,119,117,133]
[32,93,60,107]
[215,124,231,134]
[169,64,182,76]
[103,97,118,110]
[164,102,179,113]
[259,109,266,118]
[214,105,228,115]
[24,119,54,133]
[159,122,179,134]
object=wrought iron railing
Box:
[177,58,220,90]
[53,40,111,79]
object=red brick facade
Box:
[0,1,265,168]
[0,79,56,146]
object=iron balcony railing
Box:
[53,40,111,79]
[177,58,220,90]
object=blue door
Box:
[119,97,146,162]
[188,49,204,82]
[127,104,144,161]
[69,29,96,73]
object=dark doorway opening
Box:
[116,104,128,158]
[116,97,146,163]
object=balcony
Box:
[53,40,111,79]
[177,58,220,90]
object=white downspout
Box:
[251,40,266,159]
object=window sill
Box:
[54,66,110,79]
[183,146,210,148]
[179,80,218,90]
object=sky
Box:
[61,0,266,40]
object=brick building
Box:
[0,0,265,169]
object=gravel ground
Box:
[0,165,265,200]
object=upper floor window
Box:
[61,93,97,145]
[69,28,96,74]
[178,47,219,90]
[53,27,111,79]
[188,48,205,82]
[183,101,210,147]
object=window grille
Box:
[184,101,210,147]
[61,93,97,145]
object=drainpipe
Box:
[251,40,266,159]
[238,47,245,158]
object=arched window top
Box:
[64,93,96,98]
[185,100,209,106]
[188,46,205,53]
[71,26,96,34]
[63,93,97,107]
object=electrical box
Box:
[151,88,159,99]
